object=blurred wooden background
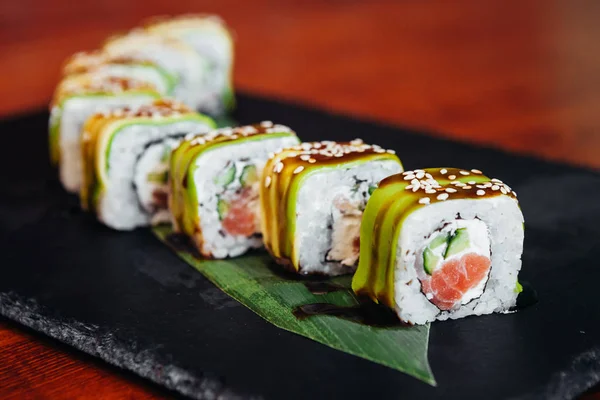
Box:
[1,0,600,398]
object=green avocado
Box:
[430,232,449,249]
[423,248,439,275]
[147,171,168,184]
[214,163,236,186]
[515,281,523,294]
[444,228,470,258]
[422,232,448,275]
[217,198,229,220]
[240,165,258,186]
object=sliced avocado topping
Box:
[515,281,523,294]
[430,232,449,249]
[214,163,236,186]
[147,171,168,183]
[423,248,439,275]
[422,232,449,275]
[217,198,229,220]
[368,185,377,195]
[444,228,470,258]
[240,165,258,186]
[160,146,171,162]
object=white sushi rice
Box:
[56,94,157,193]
[104,32,208,110]
[393,196,524,324]
[98,120,212,230]
[294,160,403,276]
[146,16,234,115]
[190,136,299,258]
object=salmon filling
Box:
[214,160,260,238]
[418,219,492,311]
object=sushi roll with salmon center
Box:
[169,122,300,258]
[352,168,524,324]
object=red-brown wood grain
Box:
[1,0,599,398]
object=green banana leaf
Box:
[153,225,435,386]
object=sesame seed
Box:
[405,185,413,190]
[425,189,437,194]
[264,176,272,187]
[468,181,476,185]
[309,158,316,163]
[416,172,425,179]
[437,193,449,201]
[445,188,457,193]
[512,191,518,197]
[386,149,396,154]
[414,169,425,173]
[460,170,470,176]
[411,179,419,186]
[293,166,304,174]
[501,187,508,194]
[476,190,485,196]
[440,169,448,174]
[425,173,433,179]
[471,169,482,174]
[419,197,431,205]
[402,171,412,175]
[274,162,284,173]
[453,181,464,186]
[412,186,419,192]
[300,155,310,161]
[491,178,502,183]
[463,185,472,189]
[448,175,456,180]
[404,174,415,181]
[492,185,500,191]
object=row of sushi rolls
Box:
[50,14,524,325]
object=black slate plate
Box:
[1,93,599,400]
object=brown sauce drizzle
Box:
[165,233,202,259]
[293,299,408,328]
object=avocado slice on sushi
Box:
[422,232,449,275]
[240,165,258,186]
[217,198,229,220]
[214,163,236,186]
[444,228,470,258]
[147,171,168,183]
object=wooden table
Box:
[1,0,599,398]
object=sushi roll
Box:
[145,14,235,115]
[260,140,403,276]
[352,168,524,324]
[80,99,215,230]
[169,122,300,258]
[103,31,209,112]
[62,50,177,97]
[50,73,161,191]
